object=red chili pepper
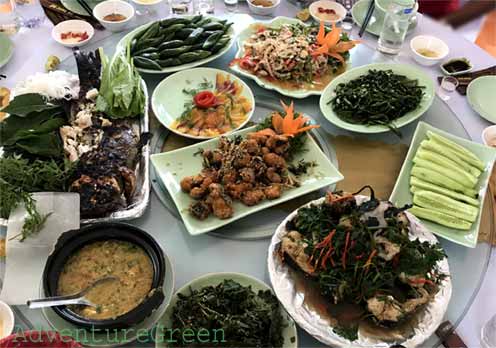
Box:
[193,91,217,109]
[342,231,350,270]
[409,278,435,286]
[364,249,377,274]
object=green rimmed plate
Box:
[351,0,417,36]
[116,16,235,74]
[60,0,103,16]
[467,76,496,124]
[150,126,343,236]
[319,62,435,133]
[230,16,351,99]
[151,67,255,140]
[0,33,14,69]
[390,121,496,248]
[40,252,175,347]
[155,272,298,348]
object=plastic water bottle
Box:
[377,0,416,55]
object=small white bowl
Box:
[247,0,281,16]
[0,300,14,340]
[482,125,496,147]
[410,35,449,66]
[93,0,134,32]
[51,20,94,48]
[309,0,346,24]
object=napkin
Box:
[1,192,80,305]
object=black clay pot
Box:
[42,222,166,330]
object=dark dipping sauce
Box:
[103,13,127,22]
[442,59,471,74]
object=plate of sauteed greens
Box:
[152,68,254,139]
[118,15,235,73]
[0,47,150,237]
[269,186,451,347]
[156,272,298,348]
[151,101,343,235]
[319,63,435,135]
[230,17,359,98]
[391,122,496,248]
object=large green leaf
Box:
[1,93,59,117]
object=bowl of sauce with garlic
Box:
[93,0,135,32]
[410,35,449,66]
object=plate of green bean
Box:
[116,15,235,74]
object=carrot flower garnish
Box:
[252,100,320,137]
[312,21,360,64]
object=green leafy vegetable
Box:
[329,69,424,132]
[0,156,74,240]
[170,279,285,347]
[0,94,66,158]
[1,93,59,117]
[96,47,145,119]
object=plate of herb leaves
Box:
[155,272,297,348]
[319,63,434,135]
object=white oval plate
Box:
[116,16,235,74]
[268,195,452,348]
[230,16,351,99]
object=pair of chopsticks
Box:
[358,0,375,37]
[75,0,96,20]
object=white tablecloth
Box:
[1,2,495,346]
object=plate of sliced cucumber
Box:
[390,121,496,248]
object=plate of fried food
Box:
[152,68,254,140]
[150,101,343,235]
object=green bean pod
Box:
[133,56,162,70]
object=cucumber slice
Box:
[412,156,477,188]
[420,141,481,178]
[409,205,472,230]
[427,131,485,171]
[413,190,479,222]
[410,177,480,207]
[416,148,480,180]
[411,165,478,197]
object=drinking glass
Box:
[170,0,193,15]
[197,0,214,15]
[437,76,459,102]
[224,0,237,13]
[481,314,496,348]
[0,0,19,34]
[15,0,45,29]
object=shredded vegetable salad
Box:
[231,22,358,89]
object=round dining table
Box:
[1,1,495,347]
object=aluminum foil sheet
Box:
[267,196,452,348]
[81,79,150,224]
[0,79,150,228]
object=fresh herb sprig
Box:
[0,156,74,240]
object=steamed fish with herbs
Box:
[172,73,252,138]
[278,187,447,340]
